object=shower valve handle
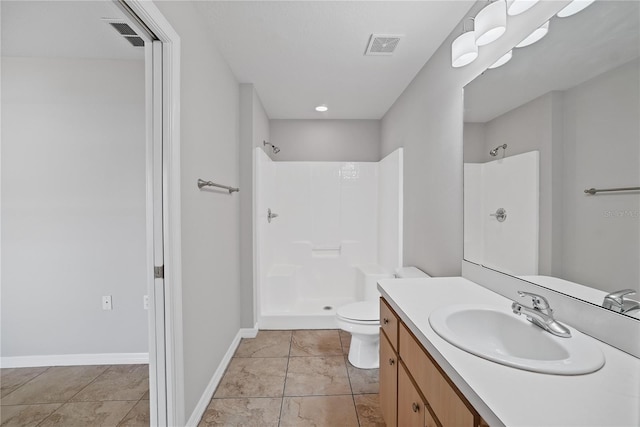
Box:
[267,208,279,223]
[489,208,507,222]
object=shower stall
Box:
[464,150,540,275]
[255,148,403,329]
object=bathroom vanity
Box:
[378,277,640,427]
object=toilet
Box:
[336,266,429,369]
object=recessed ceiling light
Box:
[315,105,328,112]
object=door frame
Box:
[115,1,184,425]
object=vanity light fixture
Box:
[451,18,478,68]
[507,0,539,16]
[515,21,549,48]
[557,0,595,18]
[488,50,512,69]
[315,105,328,112]
[475,0,507,46]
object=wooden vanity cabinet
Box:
[380,297,488,427]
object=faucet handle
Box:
[605,289,636,304]
[517,291,550,310]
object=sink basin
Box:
[429,304,605,375]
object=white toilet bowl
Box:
[336,301,380,369]
[337,266,429,369]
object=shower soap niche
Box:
[311,245,341,257]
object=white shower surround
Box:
[464,150,540,276]
[255,148,403,329]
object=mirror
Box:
[463,0,639,318]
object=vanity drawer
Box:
[399,323,476,427]
[380,298,399,351]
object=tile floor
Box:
[1,330,384,427]
[0,364,149,427]
[199,330,385,427]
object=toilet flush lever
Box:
[267,208,279,223]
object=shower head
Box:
[263,140,280,155]
[490,144,507,157]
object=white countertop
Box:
[378,277,640,427]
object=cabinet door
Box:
[398,362,426,427]
[400,323,475,427]
[380,330,398,427]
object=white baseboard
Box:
[240,327,259,339]
[0,352,149,368]
[185,327,259,427]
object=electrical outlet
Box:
[102,295,113,310]
[143,295,149,310]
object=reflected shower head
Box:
[263,140,280,154]
[490,144,507,157]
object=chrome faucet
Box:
[603,289,639,314]
[512,291,571,338]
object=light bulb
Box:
[452,31,478,68]
[488,50,512,69]
[515,21,549,48]
[557,0,595,18]
[475,0,507,46]
[508,0,539,16]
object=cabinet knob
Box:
[412,402,420,413]
[388,358,395,365]
[383,318,389,324]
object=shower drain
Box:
[323,306,333,311]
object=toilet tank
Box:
[356,265,394,301]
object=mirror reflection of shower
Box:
[490,143,507,157]
[263,140,280,154]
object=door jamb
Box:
[117,2,184,425]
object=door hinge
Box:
[154,265,164,279]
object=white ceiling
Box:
[194,1,475,119]
[464,0,640,123]
[1,1,144,60]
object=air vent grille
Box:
[109,22,137,36]
[103,19,144,48]
[126,37,145,47]
[365,34,403,56]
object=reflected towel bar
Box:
[197,179,239,194]
[584,186,640,195]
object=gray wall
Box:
[239,84,270,328]
[154,2,242,421]
[1,57,147,357]
[380,1,567,276]
[481,92,564,277]
[462,122,486,163]
[270,119,380,161]
[561,60,639,293]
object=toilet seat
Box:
[336,300,379,322]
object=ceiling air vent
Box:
[103,19,144,48]
[365,34,403,56]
